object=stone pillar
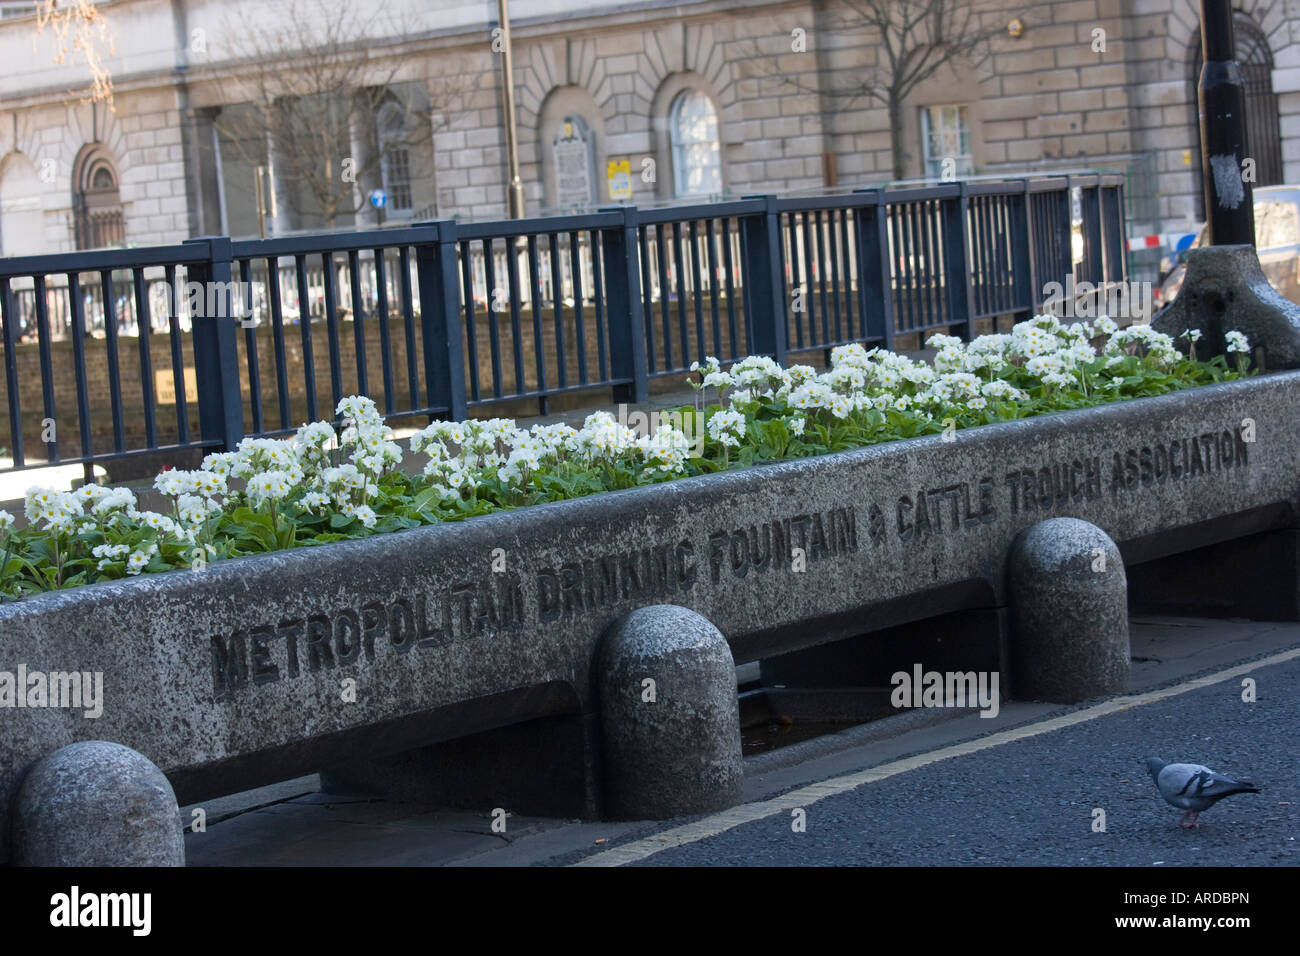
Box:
[596,604,743,819]
[11,741,185,866]
[1008,517,1130,703]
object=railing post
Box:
[740,194,789,365]
[414,221,468,422]
[184,235,244,451]
[600,205,648,404]
[942,183,976,341]
[1012,180,1035,320]
[1100,184,1127,288]
[1080,181,1103,289]
[853,188,895,350]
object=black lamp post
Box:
[1199,0,1254,245]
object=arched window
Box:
[669,90,721,199]
[552,114,596,209]
[1190,15,1281,217]
[376,100,412,213]
[72,146,124,250]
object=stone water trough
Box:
[2,365,1299,864]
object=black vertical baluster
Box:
[164,265,191,443]
[266,258,290,430]
[721,218,739,359]
[672,222,690,369]
[570,231,589,384]
[399,246,420,408]
[801,211,817,345]
[813,211,830,345]
[968,198,982,319]
[29,275,58,462]
[506,238,526,396]
[787,212,804,350]
[638,226,656,371]
[828,210,843,344]
[839,206,856,339]
[68,273,93,462]
[896,206,913,330]
[929,200,946,326]
[655,225,673,369]
[129,268,159,450]
[547,232,567,389]
[0,280,22,467]
[590,228,609,382]
[999,198,1014,312]
[347,249,368,399]
[688,220,706,367]
[923,200,938,327]
[374,248,395,414]
[295,255,318,423]
[100,270,125,453]
[459,240,480,403]
[482,239,504,398]
[526,234,547,398]
[237,259,262,436]
[321,252,343,415]
[979,196,994,317]
[705,218,722,356]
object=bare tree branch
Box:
[209,0,478,229]
[742,0,1040,179]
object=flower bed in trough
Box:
[2,314,1295,865]
[0,316,1252,600]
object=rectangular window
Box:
[921,105,974,180]
[382,147,412,212]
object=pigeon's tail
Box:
[1228,780,1262,795]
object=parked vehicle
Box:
[1155,185,1300,308]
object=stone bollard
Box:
[1008,518,1130,703]
[11,741,185,866]
[596,604,743,819]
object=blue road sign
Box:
[369,188,387,209]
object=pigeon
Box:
[1145,758,1261,828]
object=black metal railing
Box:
[0,174,1126,477]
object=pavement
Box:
[183,614,1300,866]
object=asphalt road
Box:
[624,653,1299,867]
[183,617,1300,867]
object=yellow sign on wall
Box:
[607,158,632,200]
[154,367,198,405]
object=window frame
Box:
[669,89,722,199]
[920,104,974,181]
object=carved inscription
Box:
[209,423,1254,699]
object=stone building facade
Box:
[0,0,1296,265]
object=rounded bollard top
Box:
[13,740,184,867]
[1010,516,1122,577]
[599,604,733,665]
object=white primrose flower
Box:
[297,491,332,513]
[0,510,13,531]
[1226,330,1250,354]
[201,451,239,476]
[638,424,691,476]
[831,343,873,369]
[1094,315,1119,337]
[341,503,378,528]
[706,409,746,447]
[126,543,158,575]
[246,470,297,505]
[788,416,806,436]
